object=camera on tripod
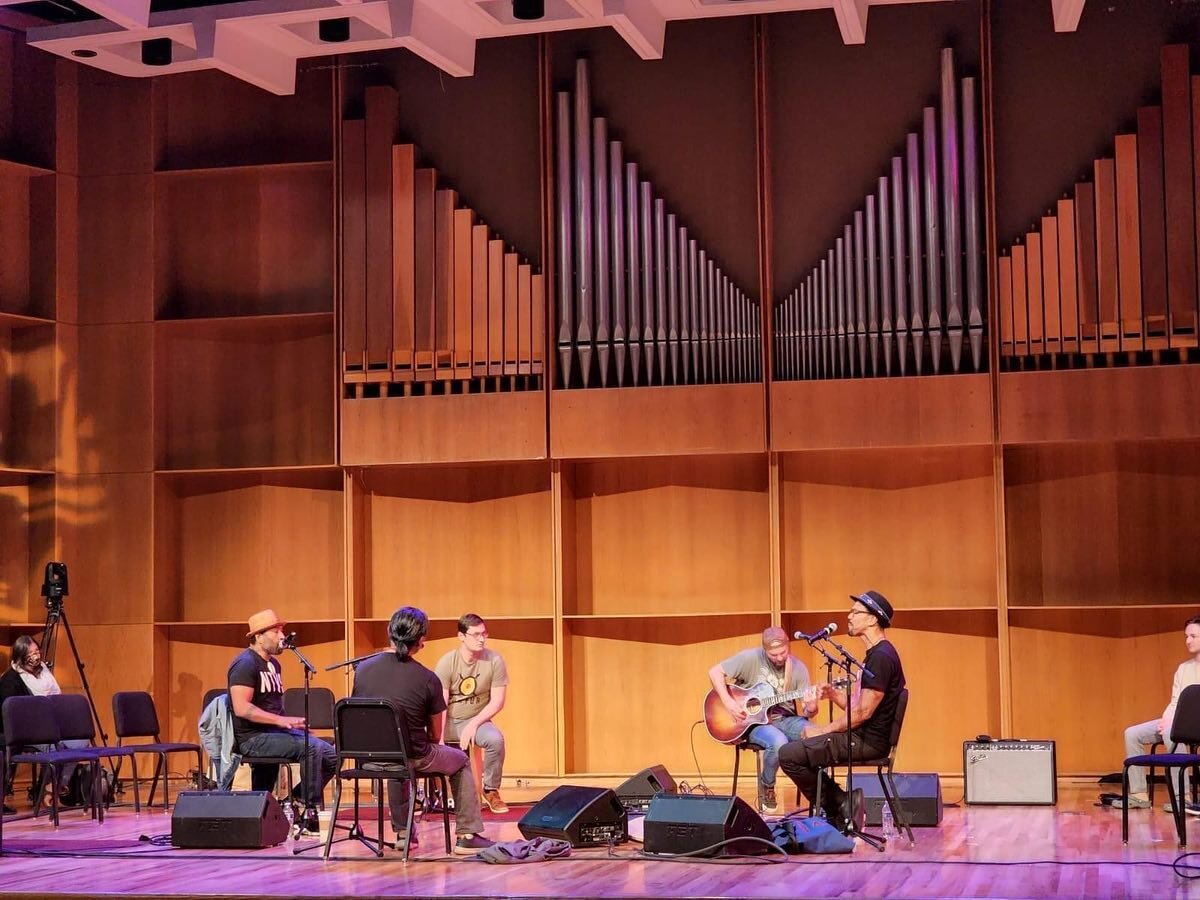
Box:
[41,561,69,612]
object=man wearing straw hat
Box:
[228,608,338,832]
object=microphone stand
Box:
[283,641,318,853]
[815,635,883,852]
[324,650,386,671]
[806,638,883,854]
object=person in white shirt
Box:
[1122,616,1200,812]
[0,636,90,805]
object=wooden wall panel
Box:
[56,472,153,625]
[0,476,54,624]
[563,617,769,775]
[1,322,55,471]
[1005,441,1200,607]
[154,319,335,470]
[156,472,344,623]
[52,623,157,740]
[565,456,769,616]
[155,68,332,170]
[155,168,332,319]
[1010,609,1190,773]
[362,463,553,621]
[781,447,998,611]
[57,323,153,474]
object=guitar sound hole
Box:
[745,700,761,716]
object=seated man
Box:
[434,613,510,813]
[0,635,90,809]
[779,590,906,832]
[1122,614,1200,813]
[352,606,494,855]
[707,626,817,814]
[227,609,338,832]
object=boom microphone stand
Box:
[281,634,318,850]
[816,635,883,852]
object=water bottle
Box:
[282,799,295,830]
[880,804,895,842]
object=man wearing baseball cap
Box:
[778,590,906,834]
[707,626,818,815]
[227,609,338,832]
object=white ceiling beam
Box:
[1051,0,1085,33]
[72,0,151,30]
[832,0,869,45]
[386,0,475,76]
[602,0,664,60]
[202,19,298,94]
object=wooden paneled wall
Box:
[5,6,1200,784]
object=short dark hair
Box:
[11,635,39,668]
[1186,615,1200,630]
[389,606,429,659]
[457,613,485,635]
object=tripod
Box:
[40,599,113,782]
[809,637,884,852]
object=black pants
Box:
[778,731,889,810]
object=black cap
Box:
[850,590,893,628]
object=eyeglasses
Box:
[847,608,870,617]
[465,631,489,641]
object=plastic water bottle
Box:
[880,804,895,842]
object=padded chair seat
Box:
[1125,753,1200,767]
[337,765,406,780]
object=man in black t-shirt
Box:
[779,590,906,832]
[227,608,337,831]
[352,606,494,856]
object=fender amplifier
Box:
[964,740,1057,805]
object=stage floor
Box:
[0,781,1195,898]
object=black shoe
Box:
[2,803,15,815]
[299,807,320,834]
[453,833,495,856]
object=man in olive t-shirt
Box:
[433,613,509,813]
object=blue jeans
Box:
[747,716,810,788]
[237,729,337,805]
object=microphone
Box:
[281,631,298,649]
[793,623,837,644]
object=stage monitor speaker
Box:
[518,785,628,846]
[964,740,1057,805]
[171,790,290,848]
[616,764,677,810]
[642,793,774,857]
[854,772,943,826]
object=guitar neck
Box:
[764,686,815,707]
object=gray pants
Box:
[442,718,505,792]
[386,742,484,836]
[1125,718,1190,797]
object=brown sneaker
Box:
[759,785,780,815]
[482,789,509,814]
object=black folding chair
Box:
[323,698,451,861]
[113,691,203,807]
[1124,684,1200,848]
[49,694,142,814]
[2,696,102,826]
[812,689,912,845]
[284,687,336,734]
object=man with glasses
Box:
[434,614,510,814]
[779,590,905,833]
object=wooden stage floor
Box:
[1,781,1197,898]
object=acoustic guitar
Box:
[703,678,853,744]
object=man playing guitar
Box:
[706,627,817,815]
